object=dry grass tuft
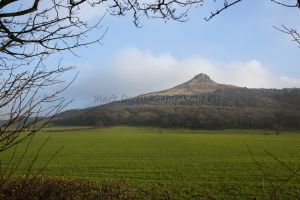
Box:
[0,177,137,200]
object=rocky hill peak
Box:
[192,73,212,82]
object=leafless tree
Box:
[0,56,77,153]
[0,0,204,151]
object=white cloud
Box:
[111,47,300,89]
[65,47,300,108]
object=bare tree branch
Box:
[203,0,300,48]
[0,0,41,18]
[275,25,300,46]
[204,0,242,21]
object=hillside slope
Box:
[54,74,300,129]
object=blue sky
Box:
[51,0,300,109]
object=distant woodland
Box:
[54,88,300,130]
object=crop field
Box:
[1,126,300,199]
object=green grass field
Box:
[1,126,300,199]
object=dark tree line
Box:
[55,88,300,130]
[55,104,300,130]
